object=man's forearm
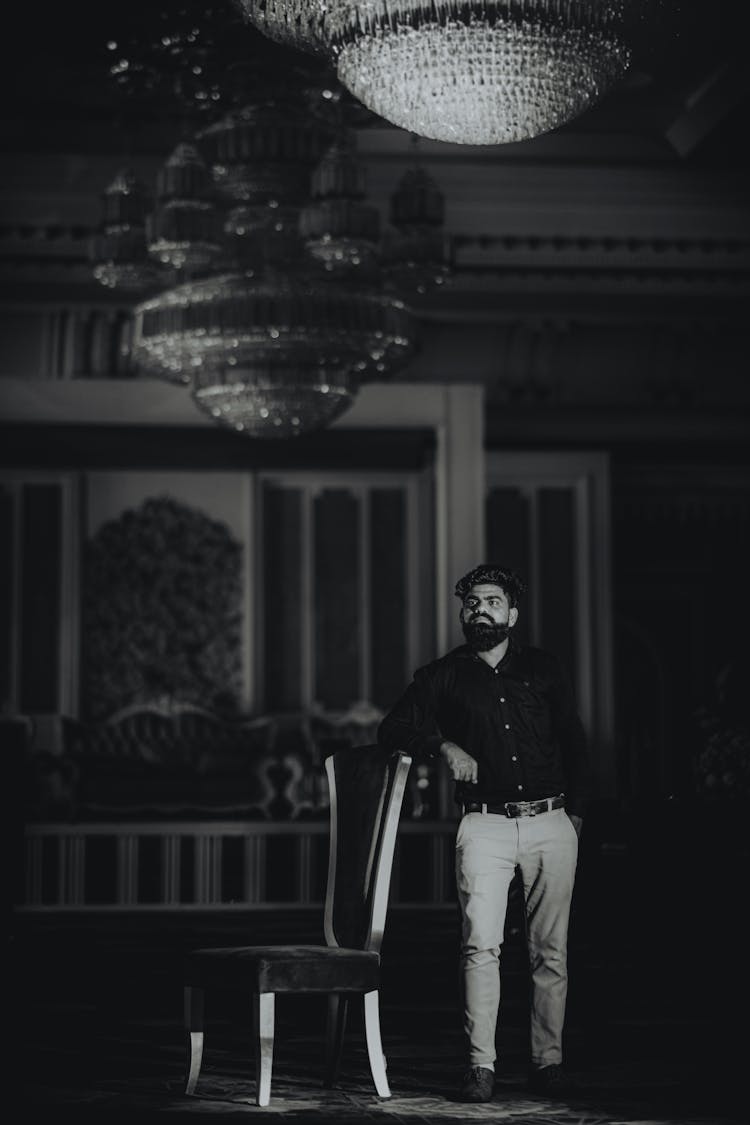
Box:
[377,704,442,759]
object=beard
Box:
[462,620,512,652]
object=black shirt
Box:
[377,639,592,816]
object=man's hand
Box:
[440,741,478,783]
[567,813,583,838]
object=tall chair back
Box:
[325,744,410,953]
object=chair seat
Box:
[185,944,381,993]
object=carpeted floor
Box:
[12,906,746,1124]
[15,1001,746,1123]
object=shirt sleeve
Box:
[546,653,594,817]
[377,665,444,760]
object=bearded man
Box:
[377,564,592,1103]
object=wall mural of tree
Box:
[82,496,243,721]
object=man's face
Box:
[460,583,518,651]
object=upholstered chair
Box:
[183,744,412,1106]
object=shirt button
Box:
[504,723,510,729]
[517,784,524,791]
[511,756,517,762]
[499,697,505,703]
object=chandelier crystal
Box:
[382,163,452,296]
[132,265,417,388]
[299,131,381,275]
[146,142,223,270]
[197,101,333,206]
[89,170,161,291]
[191,361,358,436]
[240,0,640,146]
[235,0,326,55]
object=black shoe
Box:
[527,1063,577,1096]
[459,1065,495,1103]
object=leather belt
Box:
[462,794,565,818]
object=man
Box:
[377,563,591,1103]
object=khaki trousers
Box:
[455,807,579,1069]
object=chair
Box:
[183,745,412,1106]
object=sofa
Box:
[47,700,324,822]
[21,697,436,824]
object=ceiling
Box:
[1,1,748,451]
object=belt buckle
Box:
[507,798,533,817]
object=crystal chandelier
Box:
[382,153,452,296]
[90,8,423,438]
[237,0,644,146]
[126,108,418,436]
[132,264,415,434]
[131,262,415,403]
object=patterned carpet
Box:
[12,906,746,1124]
[18,995,745,1124]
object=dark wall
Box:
[611,456,750,801]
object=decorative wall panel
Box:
[19,483,62,713]
[314,490,360,710]
[369,489,407,711]
[0,474,79,718]
[486,452,614,795]
[538,487,576,682]
[262,483,304,712]
[81,495,243,720]
[258,472,428,713]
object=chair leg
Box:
[363,990,390,1098]
[183,985,205,1095]
[253,991,275,1106]
[324,994,349,1088]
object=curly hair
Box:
[454,564,527,608]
